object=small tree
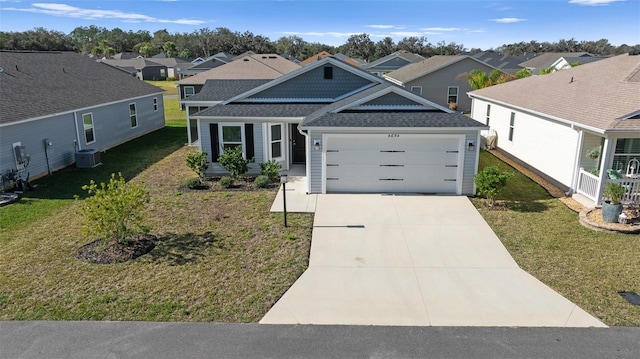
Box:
[77,173,150,245]
[218,146,251,178]
[474,166,513,206]
[260,159,282,181]
[185,151,209,180]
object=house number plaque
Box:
[387,134,400,138]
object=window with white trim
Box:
[83,113,95,144]
[410,86,422,95]
[219,124,244,153]
[270,124,283,159]
[153,97,158,112]
[485,104,491,126]
[129,103,138,128]
[184,86,195,98]
[508,112,515,141]
[613,138,640,174]
[447,86,459,104]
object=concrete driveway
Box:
[262,194,606,327]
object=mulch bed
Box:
[580,208,640,234]
[75,234,156,264]
[184,176,280,192]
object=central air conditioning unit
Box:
[75,149,102,168]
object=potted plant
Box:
[586,147,600,160]
[601,182,625,223]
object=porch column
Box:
[595,137,615,205]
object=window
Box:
[411,86,422,95]
[184,86,195,98]
[160,68,166,77]
[613,138,640,173]
[220,124,244,153]
[447,86,459,104]
[129,103,138,128]
[83,113,95,144]
[270,124,283,159]
[485,104,491,126]
[153,97,158,112]
[323,66,333,79]
[508,112,515,141]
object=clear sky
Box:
[1,0,639,50]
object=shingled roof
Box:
[469,53,640,132]
[0,51,163,125]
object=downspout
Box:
[297,122,311,194]
[567,127,583,196]
[73,112,82,151]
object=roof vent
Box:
[243,58,250,62]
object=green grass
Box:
[146,80,178,95]
[472,150,640,326]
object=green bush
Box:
[218,146,250,178]
[185,177,202,189]
[219,176,234,188]
[185,151,209,179]
[603,182,625,205]
[254,175,271,188]
[474,166,513,206]
[260,160,281,181]
[77,173,150,245]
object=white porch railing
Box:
[577,167,640,204]
[577,168,599,201]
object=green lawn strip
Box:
[162,97,185,128]
[473,151,640,326]
[0,146,313,322]
[145,80,178,95]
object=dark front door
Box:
[291,124,306,164]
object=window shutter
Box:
[245,124,254,159]
[210,123,219,161]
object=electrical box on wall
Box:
[12,142,30,172]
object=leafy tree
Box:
[77,173,151,245]
[185,151,209,180]
[474,166,513,206]
[514,68,532,79]
[460,69,514,90]
[374,37,397,59]
[163,41,177,57]
[397,36,429,56]
[341,33,374,61]
[218,146,251,178]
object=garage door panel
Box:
[327,151,459,166]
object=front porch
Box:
[576,168,640,206]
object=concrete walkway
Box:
[263,194,606,327]
[269,176,317,213]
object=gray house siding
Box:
[75,95,165,152]
[364,92,421,106]
[405,58,494,113]
[462,132,480,195]
[0,113,77,181]
[139,66,167,81]
[200,120,264,175]
[248,65,373,99]
[308,132,324,193]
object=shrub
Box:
[219,176,234,188]
[603,182,625,205]
[260,160,281,181]
[218,146,250,178]
[77,173,150,245]
[185,177,202,189]
[185,151,209,179]
[254,175,271,188]
[474,166,513,206]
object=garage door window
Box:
[270,124,283,159]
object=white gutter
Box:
[73,112,82,151]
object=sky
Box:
[1,0,639,50]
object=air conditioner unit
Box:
[75,149,102,168]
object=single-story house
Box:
[517,52,595,74]
[148,54,192,79]
[100,58,168,81]
[190,57,487,195]
[299,51,364,67]
[363,51,425,76]
[176,52,234,79]
[384,55,506,113]
[0,51,165,185]
[468,53,640,207]
[472,50,525,76]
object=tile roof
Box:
[469,53,640,132]
[183,79,270,102]
[0,51,163,125]
[178,54,299,85]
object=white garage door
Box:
[325,135,462,193]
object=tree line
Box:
[1,26,637,62]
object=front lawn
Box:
[472,151,640,326]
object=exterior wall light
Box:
[467,141,475,152]
[314,140,321,151]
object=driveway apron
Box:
[261,194,606,327]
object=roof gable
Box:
[365,51,424,70]
[384,55,499,84]
[0,51,163,125]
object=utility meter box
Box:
[75,149,101,168]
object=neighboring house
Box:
[148,54,192,79]
[518,52,595,74]
[384,55,504,113]
[299,51,364,67]
[472,51,525,75]
[177,53,300,111]
[100,58,168,80]
[0,50,165,183]
[176,52,234,79]
[190,57,487,195]
[363,51,425,76]
[547,56,606,72]
[468,53,640,207]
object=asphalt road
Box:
[2,322,640,359]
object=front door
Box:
[291,124,306,164]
